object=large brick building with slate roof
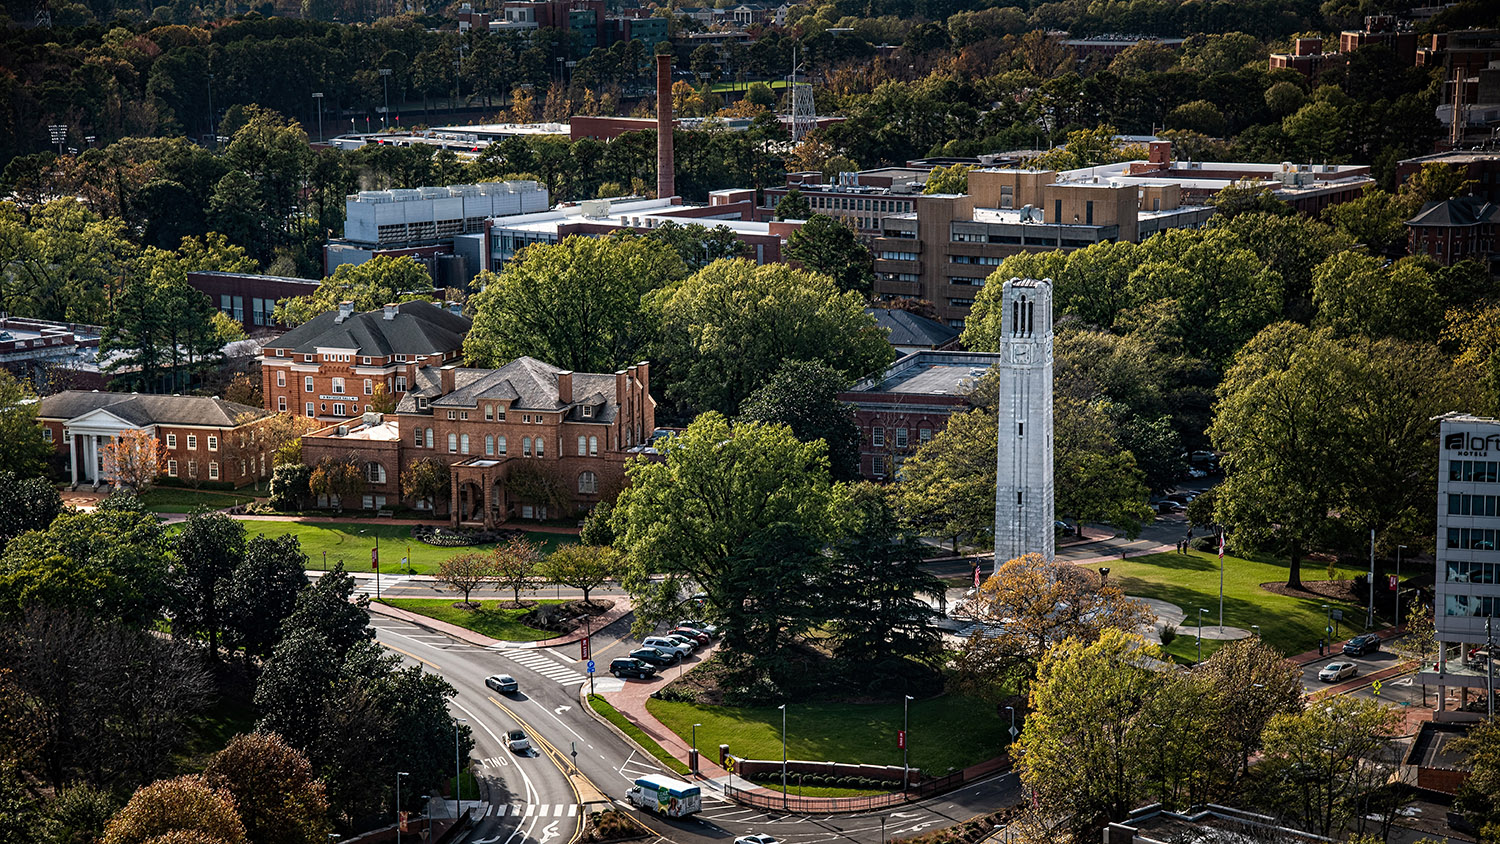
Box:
[258,300,470,422]
[37,391,270,488]
[300,356,654,522]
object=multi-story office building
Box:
[259,301,470,422]
[1426,412,1500,721]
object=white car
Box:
[735,836,779,844]
[485,674,519,694]
[507,729,532,753]
[642,636,691,658]
[1319,662,1357,682]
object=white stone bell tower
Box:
[993,277,1055,571]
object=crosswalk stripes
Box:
[484,804,581,817]
[500,649,588,686]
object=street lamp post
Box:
[1367,528,1376,630]
[396,771,409,844]
[454,718,467,817]
[1197,608,1208,663]
[778,704,787,811]
[1322,603,1332,641]
[1397,545,1407,627]
[207,72,216,144]
[379,68,393,128]
[312,92,324,142]
[902,694,913,792]
[691,723,701,774]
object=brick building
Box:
[838,350,1002,481]
[186,271,321,336]
[299,357,655,522]
[259,301,470,422]
[36,391,270,488]
[1405,196,1498,266]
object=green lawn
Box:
[710,79,788,92]
[175,692,257,773]
[645,694,1008,777]
[140,487,258,512]
[228,520,570,575]
[1110,550,1367,660]
[378,598,560,642]
[589,694,693,776]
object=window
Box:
[578,471,598,494]
[919,428,932,443]
[578,436,588,456]
[207,436,218,451]
[460,411,469,421]
[872,455,886,477]
[582,405,593,418]
[42,426,52,441]
[895,428,908,448]
[277,349,286,357]
[168,459,177,477]
[277,371,286,387]
[448,433,458,453]
[187,460,197,478]
[396,355,407,363]
[523,414,532,424]
[878,251,919,261]
[365,462,386,484]
[304,355,313,362]
[208,462,220,480]
[333,403,346,417]
[166,433,177,448]
[485,404,494,421]
[485,435,495,455]
[364,379,373,395]
[362,356,370,365]
[523,436,532,457]
[304,376,314,393]
[1448,527,1500,550]
[425,428,434,449]
[331,378,345,394]
[305,402,315,417]
[460,434,470,454]
[536,437,545,456]
[495,405,505,420]
[187,435,197,450]
[414,426,424,446]
[872,427,885,447]
[448,410,457,420]
[498,436,507,455]
[589,436,598,456]
[395,375,407,392]
[1449,494,1500,516]
[1450,460,1500,482]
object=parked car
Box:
[507,729,532,753]
[485,674,519,694]
[665,633,700,651]
[1319,662,1357,682]
[671,627,711,646]
[1054,520,1075,537]
[629,647,679,667]
[1185,467,1208,479]
[1156,500,1185,514]
[642,636,692,658]
[611,658,658,679]
[1343,634,1381,656]
[679,620,719,637]
[735,836,779,844]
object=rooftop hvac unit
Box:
[359,191,393,202]
[580,199,611,218]
[449,184,480,196]
[336,425,348,436]
[838,171,858,187]
[1281,161,1294,172]
[389,189,421,201]
[419,186,446,199]
[476,182,505,194]
[362,411,383,426]
[978,154,998,165]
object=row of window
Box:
[1446,594,1499,618]
[1450,460,1500,483]
[409,428,604,459]
[294,401,372,417]
[802,195,911,214]
[218,295,277,327]
[273,349,442,366]
[1449,493,1500,517]
[167,459,222,480]
[1446,527,1499,550]
[1446,561,1500,584]
[870,427,933,449]
[879,251,919,262]
[949,255,1003,266]
[164,433,216,451]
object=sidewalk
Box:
[367,595,633,649]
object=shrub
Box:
[1160,624,1178,648]
[269,464,311,510]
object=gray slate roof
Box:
[39,391,270,427]
[397,356,618,422]
[866,307,960,348]
[267,301,470,356]
[1407,196,1499,228]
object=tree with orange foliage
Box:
[102,429,168,491]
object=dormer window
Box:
[277,349,285,357]
[417,398,429,410]
[582,406,593,418]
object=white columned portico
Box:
[87,434,99,485]
[67,431,77,487]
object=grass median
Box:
[1107,550,1366,661]
[378,598,561,642]
[224,520,569,575]
[588,694,692,777]
[645,694,1008,778]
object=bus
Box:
[625,774,702,818]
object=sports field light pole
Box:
[379,68,393,128]
[779,704,787,811]
[312,92,324,142]
[902,694,914,791]
[454,718,466,816]
[396,771,409,844]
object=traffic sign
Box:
[586,659,595,674]
[1009,726,1020,739]
[897,729,906,749]
[1372,680,1383,696]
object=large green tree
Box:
[221,535,309,662]
[612,413,832,669]
[464,233,684,372]
[655,259,893,416]
[0,370,52,479]
[276,256,435,327]
[203,732,330,844]
[169,512,247,660]
[783,214,875,296]
[738,360,861,481]
[0,470,62,555]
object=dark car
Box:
[671,627,711,646]
[611,658,658,679]
[1343,634,1381,656]
[629,647,679,667]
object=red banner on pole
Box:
[897,730,906,749]
[399,811,409,832]
[1389,574,1398,589]
[973,566,981,587]
[581,636,590,660]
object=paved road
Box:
[365,603,1021,844]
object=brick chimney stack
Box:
[656,52,675,201]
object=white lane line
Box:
[448,698,539,844]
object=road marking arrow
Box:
[890,811,920,819]
[539,821,560,843]
[555,705,571,714]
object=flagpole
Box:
[1218,531,1225,633]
